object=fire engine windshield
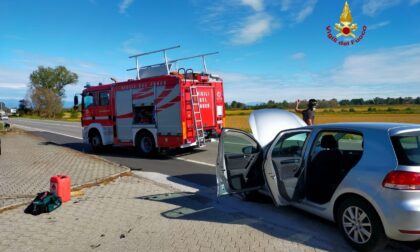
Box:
[83,94,94,108]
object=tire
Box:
[135,131,156,156]
[337,197,388,251]
[89,131,104,152]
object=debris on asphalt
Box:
[70,190,85,197]
[90,244,101,249]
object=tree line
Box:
[226,97,420,110]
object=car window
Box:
[311,131,364,170]
[223,131,258,155]
[312,132,363,152]
[392,134,420,166]
[337,133,363,151]
[272,132,309,158]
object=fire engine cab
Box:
[74,46,225,155]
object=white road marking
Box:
[13,119,81,128]
[14,124,83,140]
[174,157,215,167]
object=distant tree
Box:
[397,97,404,104]
[386,97,396,105]
[281,100,289,109]
[230,101,238,108]
[404,97,413,104]
[18,99,32,114]
[236,102,246,109]
[339,99,350,106]
[350,98,364,105]
[329,98,338,108]
[31,88,62,118]
[29,66,78,97]
[29,66,78,118]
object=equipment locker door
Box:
[115,90,133,141]
[196,86,215,129]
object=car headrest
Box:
[321,135,338,149]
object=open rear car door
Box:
[216,128,265,196]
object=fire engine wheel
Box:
[136,132,156,156]
[90,131,104,152]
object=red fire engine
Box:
[74,46,225,155]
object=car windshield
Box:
[391,133,420,166]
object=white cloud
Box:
[362,0,400,16]
[0,83,26,89]
[295,0,317,23]
[121,35,142,55]
[119,0,134,14]
[240,0,264,11]
[329,44,420,86]
[291,52,305,60]
[279,0,292,11]
[229,13,275,45]
[411,0,420,5]
[368,21,391,30]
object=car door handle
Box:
[280,159,300,165]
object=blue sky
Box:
[1,0,420,107]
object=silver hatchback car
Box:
[216,109,420,251]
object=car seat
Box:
[306,135,343,204]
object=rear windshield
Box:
[391,134,420,166]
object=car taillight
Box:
[382,171,420,190]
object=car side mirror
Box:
[242,146,257,154]
[74,95,79,106]
[73,95,79,111]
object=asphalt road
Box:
[11,118,219,188]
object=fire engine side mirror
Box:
[73,95,79,111]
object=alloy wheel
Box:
[342,206,372,244]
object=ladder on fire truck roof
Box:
[127,45,218,80]
[189,85,206,148]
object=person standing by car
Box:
[295,99,317,125]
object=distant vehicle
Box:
[75,46,225,155]
[1,115,10,129]
[217,109,420,251]
[9,108,17,116]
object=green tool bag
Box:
[24,191,62,215]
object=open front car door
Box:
[216,128,265,196]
